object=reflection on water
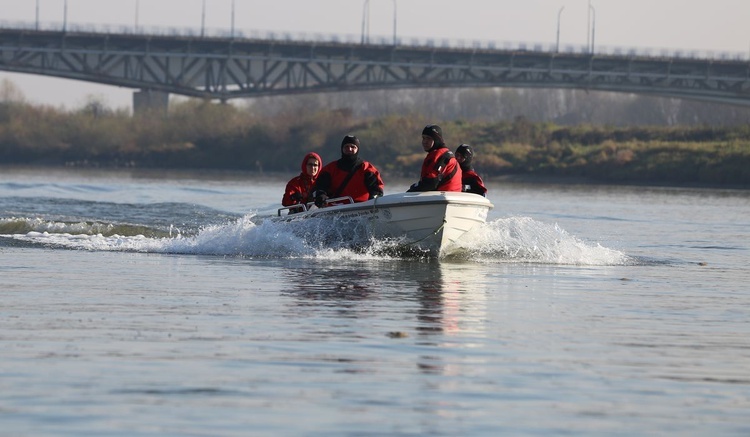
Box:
[279,260,491,376]
[281,261,486,330]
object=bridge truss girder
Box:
[2,29,750,106]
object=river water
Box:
[1,167,748,436]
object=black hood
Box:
[339,134,362,171]
[456,144,474,171]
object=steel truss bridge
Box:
[2,27,750,107]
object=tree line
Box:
[1,79,749,186]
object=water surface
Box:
[1,167,748,436]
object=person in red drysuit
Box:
[312,135,384,207]
[455,144,488,197]
[282,152,323,210]
[407,124,462,192]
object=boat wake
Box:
[445,216,630,265]
[0,214,631,266]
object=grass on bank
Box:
[1,99,749,186]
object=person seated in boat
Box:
[312,135,384,207]
[455,144,488,197]
[407,124,462,192]
[282,152,323,212]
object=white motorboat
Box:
[273,191,493,257]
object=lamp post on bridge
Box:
[35,0,39,30]
[231,0,236,38]
[135,0,140,32]
[360,0,398,46]
[361,0,370,44]
[589,3,596,53]
[201,0,206,37]
[556,6,564,53]
[63,0,68,33]
[392,0,398,46]
[586,0,590,51]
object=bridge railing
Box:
[1,19,747,62]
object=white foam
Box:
[2,214,631,265]
[453,216,631,265]
[0,217,113,235]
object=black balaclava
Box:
[339,134,362,171]
[456,143,474,171]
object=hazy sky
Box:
[1,0,748,107]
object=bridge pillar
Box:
[133,89,169,116]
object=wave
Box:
[446,216,631,265]
[0,197,239,239]
[0,214,632,265]
[0,217,176,238]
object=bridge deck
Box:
[2,28,749,106]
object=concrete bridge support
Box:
[133,89,169,115]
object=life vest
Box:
[315,160,384,202]
[415,146,463,192]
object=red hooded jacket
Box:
[282,152,322,206]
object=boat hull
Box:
[273,192,493,257]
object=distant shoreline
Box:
[491,174,750,191]
[2,100,749,188]
[3,164,748,192]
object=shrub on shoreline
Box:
[1,100,748,187]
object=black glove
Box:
[314,191,328,207]
[407,182,419,192]
[290,192,303,202]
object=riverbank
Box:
[1,99,749,187]
[3,164,748,193]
